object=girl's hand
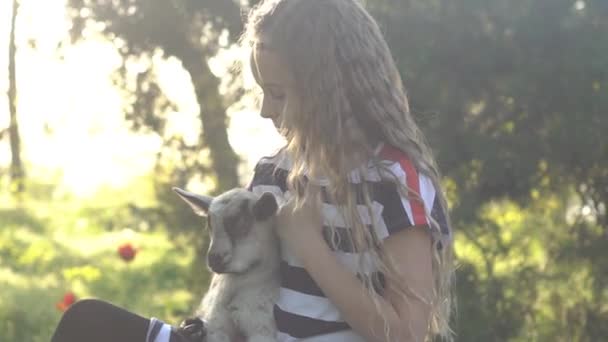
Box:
[275,185,327,260]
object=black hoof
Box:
[177,317,207,342]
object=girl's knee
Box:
[53,299,104,341]
[62,299,104,318]
[53,299,150,342]
[58,298,118,330]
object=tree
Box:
[66,0,247,194]
[367,0,607,224]
[62,0,258,298]
[365,0,607,340]
[7,0,24,194]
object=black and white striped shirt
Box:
[248,143,451,341]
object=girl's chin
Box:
[272,120,285,132]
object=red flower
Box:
[56,292,76,312]
[118,243,137,262]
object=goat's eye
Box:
[224,214,251,240]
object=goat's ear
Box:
[173,187,213,216]
[253,192,278,221]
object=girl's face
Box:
[250,45,295,130]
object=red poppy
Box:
[118,243,137,262]
[56,292,76,312]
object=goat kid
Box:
[174,187,280,342]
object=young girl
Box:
[52,0,454,341]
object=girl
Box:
[51,0,454,341]
[243,0,453,341]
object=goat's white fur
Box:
[174,188,280,342]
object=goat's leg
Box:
[203,307,238,342]
[232,307,276,342]
[203,318,234,342]
[204,330,232,342]
[246,335,276,342]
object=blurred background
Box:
[0,0,606,341]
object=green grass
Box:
[0,183,207,342]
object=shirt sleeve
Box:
[247,159,289,200]
[376,172,450,241]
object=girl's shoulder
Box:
[247,149,291,195]
[348,143,423,184]
[371,143,452,247]
[256,148,291,170]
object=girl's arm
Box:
[276,191,434,342]
[299,226,433,342]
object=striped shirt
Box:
[248,143,451,341]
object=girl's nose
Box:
[259,97,276,119]
[260,110,273,119]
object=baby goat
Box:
[173,187,280,342]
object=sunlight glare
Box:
[155,55,201,146]
[1,0,284,197]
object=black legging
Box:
[51,299,190,342]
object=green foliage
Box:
[0,178,209,342]
[453,190,608,341]
[364,0,607,340]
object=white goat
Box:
[174,187,280,342]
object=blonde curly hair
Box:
[241,0,455,340]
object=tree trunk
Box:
[8,0,24,193]
[180,48,240,193]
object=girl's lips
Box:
[271,118,280,129]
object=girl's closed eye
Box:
[265,86,286,101]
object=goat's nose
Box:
[207,253,225,272]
